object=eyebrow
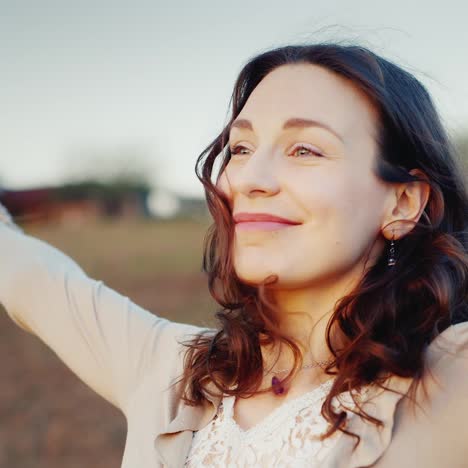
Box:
[229,117,344,143]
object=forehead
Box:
[232,63,379,145]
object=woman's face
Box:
[218,63,392,289]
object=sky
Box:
[1,0,467,197]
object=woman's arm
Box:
[0,209,208,418]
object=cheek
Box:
[289,172,381,250]
[289,172,348,224]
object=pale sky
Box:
[1,0,467,197]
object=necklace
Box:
[264,359,335,396]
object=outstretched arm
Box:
[0,209,209,418]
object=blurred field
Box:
[0,218,219,468]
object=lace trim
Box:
[185,378,372,467]
[222,378,336,440]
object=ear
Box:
[381,168,431,240]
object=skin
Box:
[216,63,430,429]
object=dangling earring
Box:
[387,230,396,267]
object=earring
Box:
[387,231,396,267]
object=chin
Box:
[234,267,277,286]
[235,265,317,290]
[236,265,294,287]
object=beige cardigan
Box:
[0,221,467,468]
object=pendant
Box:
[271,376,285,395]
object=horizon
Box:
[1,1,467,197]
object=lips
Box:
[233,212,302,225]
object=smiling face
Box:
[217,63,392,290]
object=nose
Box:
[224,147,281,199]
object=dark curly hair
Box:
[173,41,468,452]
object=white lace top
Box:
[185,378,371,467]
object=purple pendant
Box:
[271,376,285,395]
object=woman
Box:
[1,42,467,467]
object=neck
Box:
[261,272,359,372]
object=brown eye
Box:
[230,145,250,155]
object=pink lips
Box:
[233,212,302,232]
[235,221,294,231]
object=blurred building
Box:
[0,184,209,226]
[0,183,151,226]
[148,189,208,220]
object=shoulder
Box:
[424,321,468,377]
[122,318,214,430]
[125,320,216,416]
[373,322,468,467]
[175,321,215,356]
[153,320,216,381]
[425,320,468,401]
[155,319,215,360]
